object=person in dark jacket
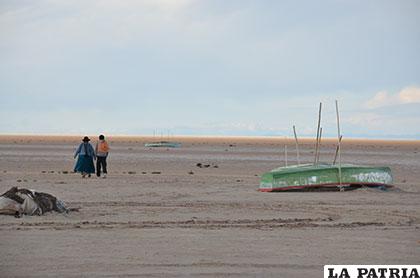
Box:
[74,136,96,178]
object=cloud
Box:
[365,86,420,109]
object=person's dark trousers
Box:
[96,156,107,177]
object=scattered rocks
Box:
[196,162,219,169]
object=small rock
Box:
[62,171,69,174]
[142,172,147,174]
[151,171,161,174]
[17,179,22,183]
[127,171,136,175]
[188,171,194,175]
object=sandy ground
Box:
[0,135,419,277]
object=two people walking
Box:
[74,135,110,178]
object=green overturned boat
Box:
[260,101,393,192]
[259,163,393,192]
[144,141,181,148]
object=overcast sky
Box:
[1,0,419,138]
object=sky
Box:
[1,0,419,139]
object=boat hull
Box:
[259,163,393,192]
[144,141,181,148]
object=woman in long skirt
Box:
[74,136,96,178]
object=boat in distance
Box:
[144,141,181,148]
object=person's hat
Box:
[82,136,90,142]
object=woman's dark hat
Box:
[82,136,90,142]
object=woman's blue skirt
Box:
[74,155,95,174]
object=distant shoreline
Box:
[0,134,419,145]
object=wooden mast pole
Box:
[293,125,300,165]
[335,100,343,190]
[314,102,322,164]
[317,127,323,163]
[333,135,343,165]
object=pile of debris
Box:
[0,187,69,218]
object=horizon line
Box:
[0,133,418,142]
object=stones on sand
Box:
[196,163,219,169]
